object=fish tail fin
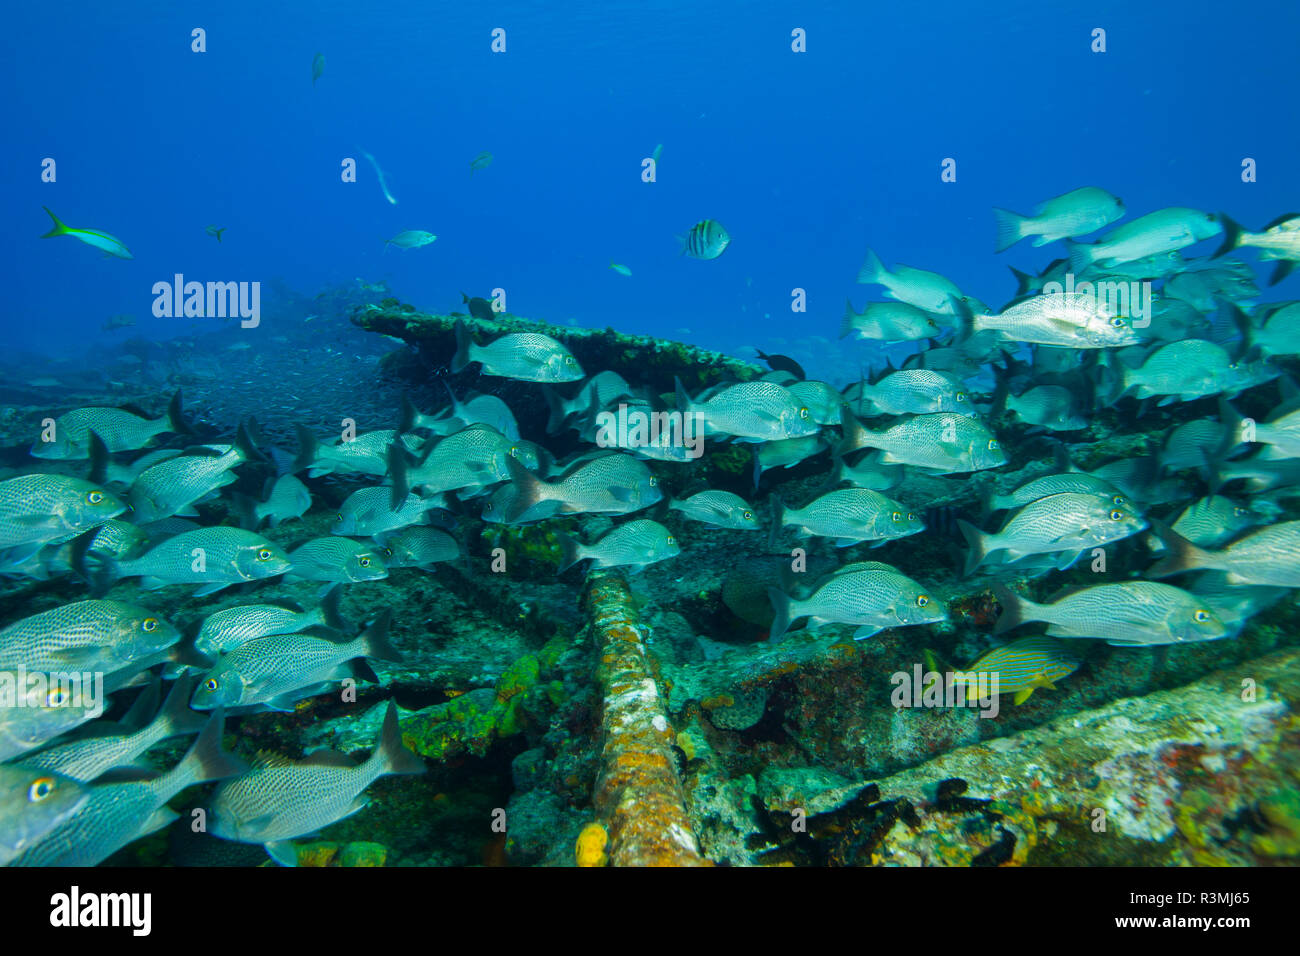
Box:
[836,405,875,456]
[40,206,68,238]
[386,441,416,510]
[1212,213,1243,259]
[949,294,977,344]
[1147,519,1217,578]
[856,246,885,285]
[976,484,997,525]
[229,491,261,530]
[166,389,194,436]
[69,526,116,595]
[992,207,1026,253]
[766,587,793,641]
[672,375,695,413]
[451,319,474,373]
[316,583,347,631]
[291,424,319,473]
[839,299,858,339]
[990,583,1041,635]
[1008,265,1035,298]
[233,418,267,464]
[1066,240,1094,275]
[87,429,110,486]
[157,673,209,737]
[502,455,550,523]
[169,710,247,794]
[541,385,568,434]
[369,701,425,777]
[359,609,401,661]
[556,531,584,573]
[215,228,225,242]
[956,518,992,576]
[397,395,420,435]
[1269,261,1296,287]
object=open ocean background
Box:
[1,0,1298,380]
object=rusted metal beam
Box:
[586,572,708,866]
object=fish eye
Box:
[1112,495,1127,507]
[257,548,273,561]
[988,439,999,450]
[204,679,219,692]
[649,476,658,486]
[927,319,937,328]
[907,512,916,521]
[142,617,159,632]
[381,548,393,558]
[1233,507,1248,517]
[87,490,105,504]
[1109,510,1124,520]
[335,513,344,522]
[798,407,810,419]
[1194,609,1211,623]
[666,536,676,545]
[742,511,753,520]
[565,356,575,365]
[45,688,67,707]
[956,392,966,402]
[916,594,929,607]
[28,778,56,802]
[359,557,371,568]
[891,511,902,522]
[1110,317,1126,327]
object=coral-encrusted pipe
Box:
[586,572,708,866]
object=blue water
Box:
[2,0,1297,372]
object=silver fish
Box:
[557,519,680,573]
[375,527,460,569]
[993,186,1125,252]
[768,561,945,641]
[840,300,941,343]
[676,379,817,443]
[775,489,923,546]
[840,410,1007,474]
[108,527,292,596]
[195,588,345,658]
[29,392,188,460]
[452,320,584,382]
[958,492,1147,575]
[210,702,423,866]
[849,369,973,417]
[285,537,388,585]
[1150,519,1300,587]
[1068,207,1221,271]
[8,712,245,867]
[23,675,207,782]
[191,613,399,711]
[501,453,661,523]
[331,487,445,537]
[0,764,89,866]
[0,599,179,675]
[232,474,312,529]
[0,475,126,553]
[857,248,967,315]
[992,582,1230,646]
[667,490,760,530]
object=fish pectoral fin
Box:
[192,582,230,597]
[265,840,300,867]
[852,625,883,641]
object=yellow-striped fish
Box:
[680,219,730,260]
[40,207,132,259]
[609,262,632,276]
[954,636,1080,705]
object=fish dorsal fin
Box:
[251,750,295,769]
[1261,212,1300,231]
[300,750,359,769]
